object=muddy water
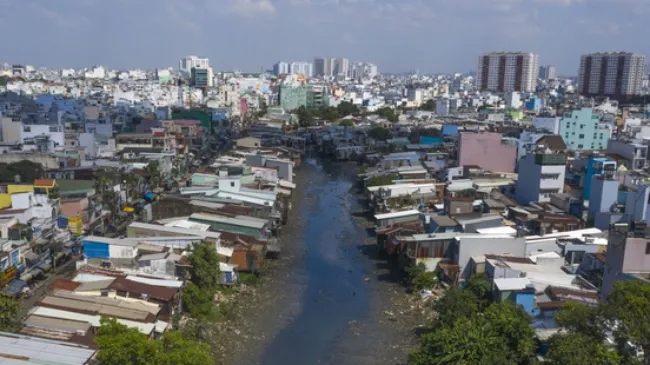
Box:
[258,158,374,365]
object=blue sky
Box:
[1,0,646,75]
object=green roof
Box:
[57,179,95,193]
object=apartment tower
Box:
[578,52,645,98]
[476,52,539,93]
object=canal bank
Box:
[227,158,421,365]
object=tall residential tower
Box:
[578,52,645,98]
[476,52,539,92]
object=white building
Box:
[289,62,313,77]
[436,98,450,116]
[578,52,645,97]
[476,52,539,92]
[333,58,349,77]
[515,136,567,204]
[539,65,556,81]
[273,61,289,76]
[179,56,210,74]
[504,92,522,109]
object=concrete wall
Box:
[456,236,526,280]
[458,132,516,173]
[0,153,59,169]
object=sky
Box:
[1,0,647,75]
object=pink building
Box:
[458,132,516,173]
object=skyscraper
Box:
[179,56,209,74]
[273,61,289,76]
[476,52,539,92]
[289,62,313,77]
[578,52,645,98]
[313,57,332,77]
[539,65,556,81]
[332,58,349,77]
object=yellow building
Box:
[0,185,34,209]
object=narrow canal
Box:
[259,158,373,365]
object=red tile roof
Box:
[50,279,80,292]
[34,179,56,187]
[109,276,177,302]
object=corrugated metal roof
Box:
[52,291,161,315]
[125,276,183,289]
[0,332,95,365]
[29,307,156,335]
[190,213,266,229]
[39,296,152,322]
[24,315,91,334]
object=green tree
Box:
[339,119,354,127]
[182,282,215,319]
[375,107,398,122]
[296,106,313,127]
[555,301,604,341]
[406,263,438,290]
[603,281,650,362]
[319,106,341,122]
[367,126,392,141]
[546,333,621,365]
[96,318,213,365]
[465,274,493,311]
[0,293,18,331]
[483,302,536,363]
[420,99,436,111]
[337,101,360,116]
[0,160,44,183]
[95,317,160,365]
[409,316,510,365]
[188,241,221,291]
[159,330,213,365]
[432,287,480,328]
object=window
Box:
[580,124,584,129]
[230,182,235,188]
[578,144,584,149]
[646,242,650,255]
[578,134,585,139]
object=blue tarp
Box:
[419,136,444,145]
[441,125,459,136]
[144,192,157,201]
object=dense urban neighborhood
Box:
[0,50,649,365]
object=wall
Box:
[0,185,34,209]
[108,244,137,259]
[265,160,293,182]
[60,198,89,218]
[0,153,59,169]
[1,118,21,142]
[458,132,516,173]
[532,117,560,134]
[588,176,619,220]
[559,108,610,150]
[78,133,97,158]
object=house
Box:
[374,210,421,229]
[188,213,269,239]
[237,137,262,149]
[601,222,650,299]
[0,332,96,365]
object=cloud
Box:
[226,0,276,17]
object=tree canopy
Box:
[410,275,536,365]
[339,119,355,127]
[336,101,360,117]
[420,99,436,111]
[0,160,44,183]
[183,241,221,318]
[95,318,213,365]
[367,126,392,141]
[0,293,18,332]
[374,106,399,122]
[365,174,397,188]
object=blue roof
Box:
[419,136,444,145]
[441,125,459,136]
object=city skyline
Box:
[1,0,649,74]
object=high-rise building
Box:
[190,67,213,88]
[313,57,333,77]
[578,52,645,97]
[273,61,289,76]
[289,62,313,77]
[333,58,349,77]
[476,52,539,92]
[538,65,556,81]
[180,56,209,74]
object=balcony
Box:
[535,153,567,166]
